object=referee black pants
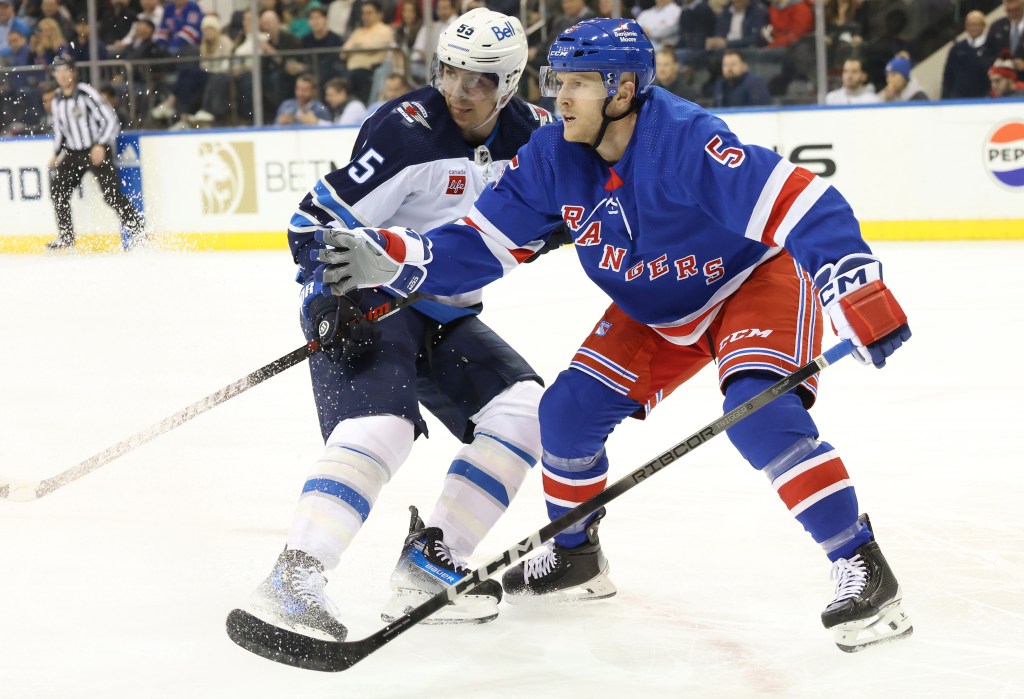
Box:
[51,146,143,242]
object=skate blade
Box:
[246,599,341,642]
[225,608,346,672]
[833,599,913,653]
[505,572,617,605]
[381,587,499,624]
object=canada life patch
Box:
[446,175,466,195]
[984,121,1024,188]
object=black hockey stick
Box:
[0,292,422,502]
[225,339,856,672]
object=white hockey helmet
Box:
[432,8,528,108]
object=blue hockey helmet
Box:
[541,19,655,100]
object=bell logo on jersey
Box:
[446,175,466,195]
[705,135,745,168]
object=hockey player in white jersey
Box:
[226,9,566,668]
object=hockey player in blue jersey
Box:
[308,19,914,653]
[226,9,567,665]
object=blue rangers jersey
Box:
[414,87,873,344]
[288,86,554,323]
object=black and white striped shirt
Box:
[51,82,120,154]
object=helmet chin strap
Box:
[589,94,639,152]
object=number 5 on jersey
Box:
[348,149,385,184]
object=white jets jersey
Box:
[288,86,554,322]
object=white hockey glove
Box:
[814,254,911,369]
[310,225,432,298]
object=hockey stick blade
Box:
[226,340,855,671]
[0,293,421,502]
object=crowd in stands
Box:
[1,0,1022,135]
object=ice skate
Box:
[226,548,349,670]
[821,515,913,652]
[381,506,502,624]
[502,508,616,602]
[45,235,74,251]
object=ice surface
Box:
[1,242,1022,698]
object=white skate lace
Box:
[522,548,559,584]
[830,554,868,604]
[432,540,469,572]
[291,566,340,616]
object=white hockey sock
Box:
[288,414,414,570]
[427,381,542,555]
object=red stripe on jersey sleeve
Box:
[761,167,815,247]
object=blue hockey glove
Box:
[300,283,380,362]
[814,254,911,369]
[310,226,432,297]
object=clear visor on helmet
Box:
[431,56,500,101]
[539,66,616,99]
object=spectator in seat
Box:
[987,0,1024,78]
[706,0,769,51]
[942,10,996,99]
[825,56,880,104]
[364,69,409,113]
[653,44,700,101]
[155,0,204,57]
[109,0,165,55]
[989,50,1024,95]
[68,15,109,63]
[29,17,68,66]
[637,0,682,51]
[410,0,456,83]
[300,5,344,82]
[320,74,366,123]
[0,0,30,57]
[275,71,330,124]
[881,53,928,101]
[713,48,772,106]
[35,0,74,44]
[676,0,717,68]
[340,0,394,103]
[765,0,813,48]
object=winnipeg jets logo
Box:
[396,101,431,129]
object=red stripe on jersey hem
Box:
[571,352,634,388]
[542,474,606,504]
[776,457,849,510]
[762,167,815,246]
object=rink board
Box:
[1,100,1022,252]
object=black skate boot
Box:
[821,514,913,652]
[381,506,503,624]
[502,508,616,602]
[226,547,349,670]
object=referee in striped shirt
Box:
[47,55,145,250]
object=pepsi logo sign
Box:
[984,121,1024,189]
